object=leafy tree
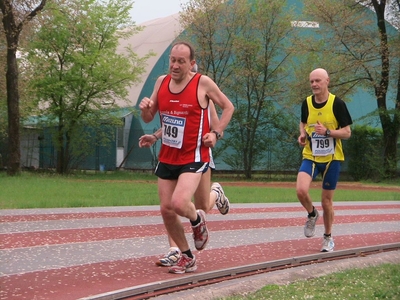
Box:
[0,0,47,175]
[27,0,153,174]
[180,0,299,178]
[296,0,400,178]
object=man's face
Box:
[309,71,329,96]
[169,45,193,81]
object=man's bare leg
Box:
[157,169,229,266]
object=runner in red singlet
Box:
[139,41,234,274]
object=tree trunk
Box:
[56,124,65,174]
[373,0,400,177]
[1,0,47,176]
[383,129,398,178]
[5,34,21,176]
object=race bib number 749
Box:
[161,114,186,149]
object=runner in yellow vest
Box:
[296,68,353,252]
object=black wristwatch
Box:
[211,130,222,140]
[325,129,331,137]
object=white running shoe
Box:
[304,209,319,237]
[212,182,230,215]
[168,254,197,274]
[321,236,335,252]
[156,247,181,267]
[192,209,209,250]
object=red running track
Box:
[1,202,399,300]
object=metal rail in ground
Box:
[79,242,400,300]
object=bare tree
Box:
[180,0,298,178]
[0,0,46,175]
[297,0,400,177]
[367,0,400,177]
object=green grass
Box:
[0,171,399,209]
[219,263,400,300]
[0,171,160,209]
[224,185,400,203]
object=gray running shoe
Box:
[321,236,335,252]
[212,182,230,215]
[169,254,197,274]
[192,209,209,250]
[304,209,319,237]
[156,247,181,267]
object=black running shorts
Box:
[154,162,209,180]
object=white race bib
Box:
[161,114,186,149]
[311,132,334,156]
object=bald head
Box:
[310,68,329,79]
[309,68,330,101]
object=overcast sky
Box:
[130,0,190,24]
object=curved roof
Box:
[117,14,183,107]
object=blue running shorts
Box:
[299,159,341,190]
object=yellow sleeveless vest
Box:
[302,93,345,162]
